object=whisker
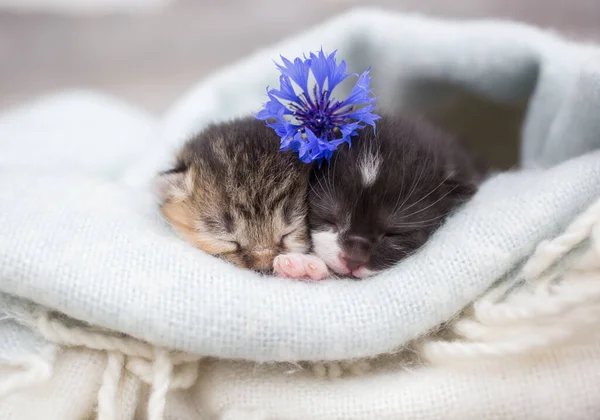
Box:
[309,184,328,204]
[390,210,452,229]
[331,149,340,196]
[390,221,444,229]
[391,219,444,228]
[397,171,456,215]
[312,174,335,205]
[398,185,458,220]
[391,153,430,215]
[309,200,337,214]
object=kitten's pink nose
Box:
[340,235,371,270]
[342,257,365,271]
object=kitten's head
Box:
[309,115,483,278]
[155,117,310,273]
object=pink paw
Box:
[273,253,329,281]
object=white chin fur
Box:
[311,229,349,275]
[352,266,378,278]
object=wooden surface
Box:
[1,0,599,114]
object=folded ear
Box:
[153,167,193,202]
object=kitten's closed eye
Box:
[211,240,240,256]
[279,228,303,247]
[383,232,403,238]
[318,217,339,232]
[279,231,294,243]
[225,240,240,251]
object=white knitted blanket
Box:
[1,9,600,420]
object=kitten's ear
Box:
[153,167,193,202]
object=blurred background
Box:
[1,0,599,115]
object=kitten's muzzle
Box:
[243,249,276,274]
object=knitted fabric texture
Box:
[1,9,600,419]
[2,205,600,418]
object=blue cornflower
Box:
[255,49,380,164]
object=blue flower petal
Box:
[338,121,361,139]
[343,105,380,128]
[295,130,314,163]
[255,108,273,121]
[326,52,350,91]
[279,135,294,150]
[271,75,300,103]
[276,56,310,96]
[308,49,329,95]
[257,49,380,165]
[256,92,292,121]
[343,69,374,105]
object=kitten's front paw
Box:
[273,253,329,281]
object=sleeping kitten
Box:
[276,114,485,279]
[154,116,314,273]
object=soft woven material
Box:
[1,8,600,419]
[0,91,158,181]
[1,10,600,363]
